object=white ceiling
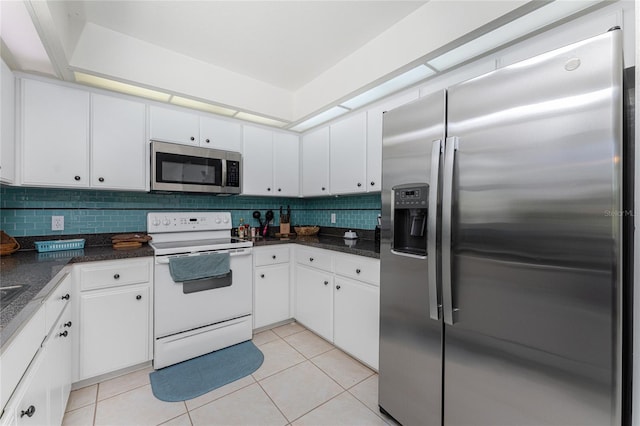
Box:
[63,1,426,91]
[0,0,536,124]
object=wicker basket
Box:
[294,226,320,236]
[0,230,20,256]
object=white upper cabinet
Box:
[199,116,242,152]
[242,126,274,195]
[1,59,15,184]
[301,127,330,197]
[21,79,90,188]
[273,132,299,197]
[149,105,199,145]
[91,94,147,191]
[366,91,419,192]
[330,111,367,195]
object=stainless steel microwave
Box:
[151,141,241,194]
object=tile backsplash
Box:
[0,187,381,237]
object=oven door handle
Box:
[156,249,252,264]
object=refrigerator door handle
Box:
[427,139,442,320]
[442,136,458,325]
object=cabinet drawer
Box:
[334,255,380,286]
[44,271,72,332]
[295,248,332,272]
[79,259,151,291]
[254,246,290,267]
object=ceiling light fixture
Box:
[74,72,171,102]
[340,65,435,110]
[426,0,601,71]
[234,112,289,128]
[170,96,236,116]
[289,106,350,132]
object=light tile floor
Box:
[62,323,398,426]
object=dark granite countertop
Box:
[1,245,154,349]
[250,235,380,259]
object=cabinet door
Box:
[91,94,147,190]
[366,91,419,192]
[200,116,242,152]
[242,126,273,195]
[330,112,367,194]
[301,127,330,196]
[295,265,333,341]
[47,304,72,426]
[254,264,290,329]
[22,79,89,187]
[80,285,150,379]
[1,59,15,184]
[273,132,299,197]
[149,105,199,145]
[334,277,380,369]
[13,348,49,426]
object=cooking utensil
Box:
[253,211,263,227]
[263,210,274,236]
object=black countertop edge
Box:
[249,235,380,259]
[1,245,154,349]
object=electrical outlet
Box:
[331,213,336,224]
[52,216,64,231]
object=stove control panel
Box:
[147,212,231,232]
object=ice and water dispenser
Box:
[392,184,429,256]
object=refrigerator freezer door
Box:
[379,91,445,426]
[444,31,623,426]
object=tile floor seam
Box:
[288,389,349,424]
[307,352,354,391]
[345,370,376,390]
[92,384,99,426]
[97,381,150,403]
[185,376,256,412]
[185,407,194,426]
[347,388,387,422]
[254,380,290,425]
[252,357,307,382]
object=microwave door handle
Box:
[221,160,227,187]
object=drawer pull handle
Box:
[336,285,341,290]
[59,331,68,338]
[64,321,72,328]
[136,295,142,300]
[205,139,210,143]
[324,281,328,285]
[61,294,70,301]
[356,269,361,274]
[190,136,195,141]
[20,405,36,418]
[310,257,314,262]
[260,274,265,278]
[357,182,362,187]
[74,175,81,181]
[114,274,120,279]
[272,255,276,259]
[370,181,375,186]
[98,177,105,182]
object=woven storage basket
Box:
[294,226,320,236]
[0,230,20,256]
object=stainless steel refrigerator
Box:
[379,30,624,426]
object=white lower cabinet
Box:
[333,277,380,369]
[80,285,151,380]
[47,304,73,426]
[294,247,380,369]
[254,264,290,329]
[76,258,153,381]
[295,265,333,342]
[12,346,49,426]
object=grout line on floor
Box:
[345,370,376,390]
[92,383,99,426]
[96,382,151,403]
[185,376,256,412]
[254,380,290,425]
[287,389,349,424]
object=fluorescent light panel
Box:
[170,96,236,116]
[74,72,171,102]
[341,65,435,110]
[427,0,601,71]
[234,112,288,128]
[290,106,350,132]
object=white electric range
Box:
[147,212,253,369]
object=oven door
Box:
[154,247,252,338]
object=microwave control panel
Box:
[226,161,240,187]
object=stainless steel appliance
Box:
[379,30,624,426]
[151,141,242,194]
[148,212,253,369]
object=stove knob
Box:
[152,218,161,226]
[215,218,222,224]
[222,217,229,223]
[162,218,171,226]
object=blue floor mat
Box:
[149,341,264,402]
